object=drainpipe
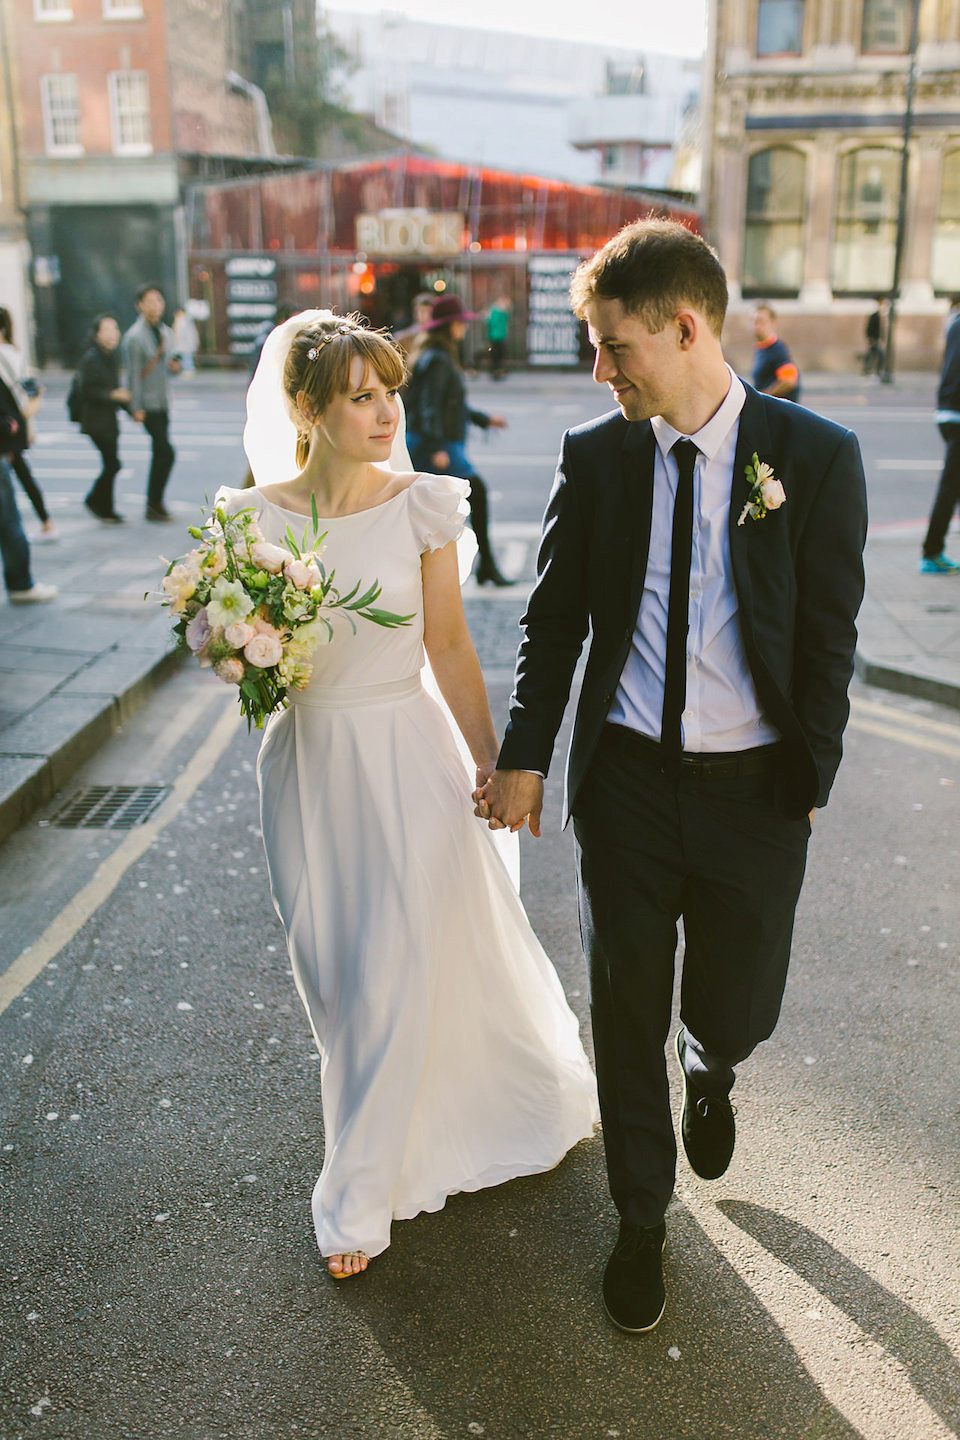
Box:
[226,70,277,158]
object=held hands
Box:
[472,769,543,837]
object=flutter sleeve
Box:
[407,473,470,554]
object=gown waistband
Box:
[287,673,423,709]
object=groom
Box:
[475,220,867,1332]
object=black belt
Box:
[601,723,782,779]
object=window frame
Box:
[860,0,911,54]
[931,147,960,296]
[108,69,152,156]
[33,0,73,20]
[102,0,144,17]
[741,145,807,298]
[831,145,900,296]
[40,72,83,156]
[755,0,806,57]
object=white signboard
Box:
[356,210,465,257]
[527,254,580,367]
[225,255,277,355]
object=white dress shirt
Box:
[607,366,780,753]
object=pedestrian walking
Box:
[122,283,181,522]
[475,219,867,1334]
[752,302,801,402]
[862,298,887,376]
[920,296,960,573]
[404,293,510,586]
[215,309,597,1279]
[78,315,132,524]
[485,295,511,379]
[0,306,53,540]
[0,371,56,604]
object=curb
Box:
[855,647,960,711]
[0,642,181,846]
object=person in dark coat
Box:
[404,294,510,586]
[0,373,56,602]
[475,219,866,1334]
[78,315,131,523]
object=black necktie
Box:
[661,438,697,756]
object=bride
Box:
[217,310,598,1279]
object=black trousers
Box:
[11,452,49,524]
[142,409,175,509]
[84,427,121,513]
[922,421,960,559]
[572,724,810,1228]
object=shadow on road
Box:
[720,1199,960,1437]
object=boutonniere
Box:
[737,453,786,526]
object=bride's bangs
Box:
[350,330,406,391]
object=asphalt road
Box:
[1,367,958,1439]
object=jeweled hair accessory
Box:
[305,327,354,362]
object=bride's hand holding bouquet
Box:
[159,497,411,729]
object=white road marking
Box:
[0,697,240,1018]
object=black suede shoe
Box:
[145,505,175,522]
[602,1220,666,1333]
[84,498,125,524]
[675,1029,736,1180]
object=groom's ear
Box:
[676,311,697,349]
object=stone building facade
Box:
[705,0,960,372]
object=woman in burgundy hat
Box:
[404,294,510,585]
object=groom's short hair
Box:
[570,219,728,337]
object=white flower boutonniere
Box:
[737,453,786,526]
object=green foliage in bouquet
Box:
[158,497,412,730]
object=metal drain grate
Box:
[44,785,170,830]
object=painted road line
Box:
[847,714,960,761]
[0,698,241,1019]
[851,696,960,739]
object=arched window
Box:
[861,0,911,52]
[832,147,900,293]
[742,148,806,296]
[932,149,960,295]
[756,0,805,54]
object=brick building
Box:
[6,0,288,363]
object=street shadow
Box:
[719,1200,960,1436]
[289,1147,868,1440]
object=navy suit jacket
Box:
[497,386,868,823]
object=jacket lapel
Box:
[623,421,657,626]
[728,388,773,631]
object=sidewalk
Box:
[1,371,959,846]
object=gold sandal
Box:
[327,1251,369,1280]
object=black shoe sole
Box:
[675,1029,734,1180]
[602,1293,666,1333]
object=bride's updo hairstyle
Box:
[283,313,406,466]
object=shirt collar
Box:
[651,365,746,465]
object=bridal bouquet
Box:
[159,500,411,729]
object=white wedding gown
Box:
[216,475,599,1259]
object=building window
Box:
[832,147,899,293]
[108,70,152,154]
[40,73,82,155]
[861,0,911,51]
[102,0,144,15]
[34,0,73,19]
[932,149,960,296]
[756,0,805,55]
[742,147,806,295]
